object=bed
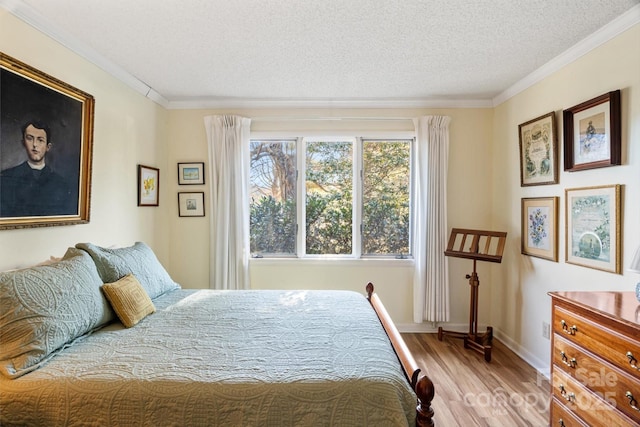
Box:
[0,242,435,426]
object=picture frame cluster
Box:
[177,162,205,217]
[519,90,623,274]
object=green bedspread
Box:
[1,289,416,426]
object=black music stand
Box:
[437,228,507,362]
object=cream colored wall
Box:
[166,107,495,326]
[0,12,171,270]
[492,23,640,373]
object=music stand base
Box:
[438,326,493,362]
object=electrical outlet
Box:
[542,321,550,339]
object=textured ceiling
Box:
[4,0,640,107]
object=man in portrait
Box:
[0,120,75,217]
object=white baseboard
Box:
[493,327,550,380]
[397,322,551,381]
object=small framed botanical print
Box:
[521,197,558,261]
[138,165,159,206]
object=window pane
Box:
[249,140,297,255]
[305,141,352,255]
[362,140,411,256]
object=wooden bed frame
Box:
[366,283,435,427]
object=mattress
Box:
[0,289,416,426]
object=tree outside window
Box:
[249,137,411,258]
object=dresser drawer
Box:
[553,335,640,423]
[551,396,589,427]
[553,305,640,379]
[552,369,637,427]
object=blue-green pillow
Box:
[0,248,114,378]
[75,242,180,300]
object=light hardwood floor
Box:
[402,333,550,427]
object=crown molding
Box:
[493,3,640,107]
[167,97,493,110]
[4,0,638,110]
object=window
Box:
[306,140,353,255]
[362,139,411,256]
[249,140,297,255]
[250,137,412,258]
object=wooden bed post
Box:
[366,283,435,427]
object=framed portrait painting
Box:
[563,90,621,171]
[138,165,159,206]
[521,197,558,261]
[0,52,95,229]
[518,112,558,186]
[178,162,205,185]
[565,185,621,273]
[178,192,205,217]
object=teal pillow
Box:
[75,242,180,300]
[0,248,114,378]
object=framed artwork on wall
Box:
[518,112,558,186]
[563,90,621,171]
[565,184,621,274]
[138,165,159,206]
[178,192,205,217]
[0,52,95,230]
[521,196,558,262]
[178,162,205,185]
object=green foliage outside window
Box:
[249,138,411,257]
[362,140,410,255]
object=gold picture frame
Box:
[518,112,558,186]
[565,185,621,273]
[0,52,95,229]
[521,197,558,261]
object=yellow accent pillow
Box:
[102,274,156,328]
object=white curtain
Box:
[412,116,451,323]
[203,115,252,290]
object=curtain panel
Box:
[203,115,252,290]
[412,116,451,323]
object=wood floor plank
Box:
[402,333,550,427]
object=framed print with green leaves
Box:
[565,184,621,273]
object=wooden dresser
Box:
[549,291,640,427]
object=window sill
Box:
[249,257,414,268]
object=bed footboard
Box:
[366,283,435,427]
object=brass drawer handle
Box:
[627,351,639,370]
[559,384,575,402]
[627,391,639,412]
[560,320,578,335]
[560,351,577,368]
